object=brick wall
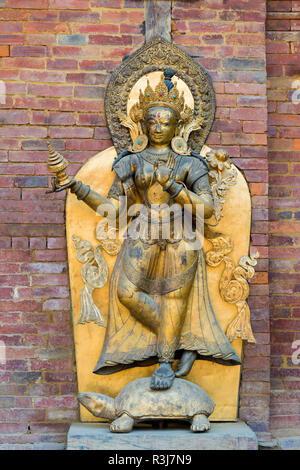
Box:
[0,0,273,449]
[267,0,300,432]
[0,0,145,450]
[172,0,270,435]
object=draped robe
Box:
[93,151,241,375]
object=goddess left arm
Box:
[166,177,214,219]
[156,160,214,219]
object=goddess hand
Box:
[46,177,76,194]
[155,166,172,187]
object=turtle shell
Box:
[114,377,215,420]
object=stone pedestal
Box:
[67,421,258,450]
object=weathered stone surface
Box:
[67,421,258,450]
[277,436,300,450]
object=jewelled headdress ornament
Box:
[132,68,190,121]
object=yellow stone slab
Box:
[66,146,251,422]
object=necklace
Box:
[145,147,170,157]
[141,150,172,167]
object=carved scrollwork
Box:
[96,219,122,256]
[205,230,258,343]
[72,235,108,327]
[182,116,204,144]
[205,149,237,225]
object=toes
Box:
[150,370,175,390]
[191,424,209,433]
[191,415,210,433]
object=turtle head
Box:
[77,392,116,421]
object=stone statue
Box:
[46,38,257,433]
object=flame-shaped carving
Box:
[205,230,258,344]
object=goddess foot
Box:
[150,363,175,390]
[175,350,197,377]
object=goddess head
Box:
[125,69,196,154]
[118,68,204,155]
[143,106,178,149]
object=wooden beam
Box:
[145,0,172,43]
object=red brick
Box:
[30,359,73,371]
[47,58,78,70]
[24,22,69,34]
[7,0,48,7]
[0,423,28,434]
[74,24,119,34]
[101,9,144,23]
[215,94,236,107]
[49,0,89,8]
[44,372,75,383]
[173,7,216,20]
[31,274,68,286]
[235,46,266,57]
[11,238,28,250]
[237,95,267,107]
[33,396,77,409]
[267,19,291,30]
[240,407,269,422]
[225,33,265,45]
[2,57,44,69]
[28,84,73,98]
[0,46,9,57]
[30,112,75,126]
[34,250,67,262]
[10,46,47,57]
[26,34,56,45]
[20,70,65,83]
[29,10,58,21]
[89,34,132,46]
[244,121,267,133]
[0,111,29,125]
[225,83,266,95]
[49,335,73,347]
[14,96,59,110]
[59,11,100,22]
[47,238,66,249]
[0,35,24,44]
[230,108,268,121]
[202,34,224,44]
[79,59,119,71]
[189,22,235,33]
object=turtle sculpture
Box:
[78,377,215,433]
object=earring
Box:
[171,136,189,155]
[131,134,148,152]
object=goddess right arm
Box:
[69,180,120,215]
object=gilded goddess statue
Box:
[47,39,257,433]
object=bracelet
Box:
[163,179,183,199]
[162,179,175,192]
[70,180,91,200]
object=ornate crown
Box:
[117,67,204,154]
[130,68,193,123]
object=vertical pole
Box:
[145,0,172,43]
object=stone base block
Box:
[67,421,258,450]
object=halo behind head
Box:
[105,38,216,154]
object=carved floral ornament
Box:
[70,38,258,344]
